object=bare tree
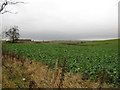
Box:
[0,0,24,14]
[5,26,20,43]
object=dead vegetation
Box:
[2,51,114,88]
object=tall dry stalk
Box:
[52,59,60,87]
[58,58,67,88]
[97,69,108,89]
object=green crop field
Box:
[3,39,119,86]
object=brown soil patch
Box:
[60,43,112,46]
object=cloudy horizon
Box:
[1,0,119,41]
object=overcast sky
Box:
[1,0,119,41]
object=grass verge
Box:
[2,52,115,88]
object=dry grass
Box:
[2,53,114,88]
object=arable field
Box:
[2,39,119,88]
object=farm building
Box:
[18,38,32,42]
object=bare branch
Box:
[1,10,18,14]
[0,0,24,14]
[0,0,8,13]
[8,1,24,5]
